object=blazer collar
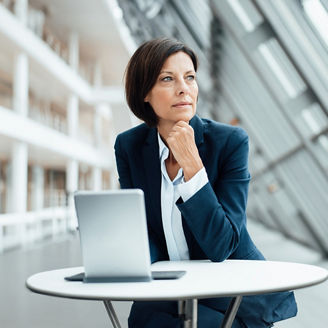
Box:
[189,115,204,147]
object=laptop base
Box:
[65,270,186,282]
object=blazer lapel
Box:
[141,116,206,259]
[184,115,207,258]
[141,128,164,233]
[190,115,205,159]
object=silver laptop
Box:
[74,189,152,282]
[72,189,185,283]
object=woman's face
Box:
[144,51,198,128]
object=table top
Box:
[26,260,328,301]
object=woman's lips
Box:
[173,102,192,107]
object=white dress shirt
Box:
[158,133,208,261]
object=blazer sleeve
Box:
[176,127,251,262]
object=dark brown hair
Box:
[125,38,198,127]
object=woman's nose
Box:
[176,78,188,95]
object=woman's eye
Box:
[186,75,195,81]
[162,76,173,82]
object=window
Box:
[313,134,328,171]
[294,103,328,138]
[302,0,328,50]
[257,39,306,99]
[227,0,263,32]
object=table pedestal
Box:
[179,299,198,327]
[220,296,243,328]
[104,300,122,328]
[103,296,243,328]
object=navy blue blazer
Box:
[114,115,297,327]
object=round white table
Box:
[26,260,328,328]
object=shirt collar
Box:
[157,132,184,183]
[157,132,169,162]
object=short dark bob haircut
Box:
[125,38,198,127]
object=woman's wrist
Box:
[183,159,204,181]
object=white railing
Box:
[29,103,67,134]
[0,206,77,253]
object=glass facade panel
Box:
[257,39,306,99]
[247,186,277,228]
[227,0,263,32]
[278,150,328,249]
[248,146,267,174]
[267,177,319,246]
[187,0,211,46]
[302,0,328,50]
[312,134,328,172]
[294,103,328,138]
[219,35,300,160]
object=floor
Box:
[1,220,327,328]
[0,234,131,328]
[248,221,328,328]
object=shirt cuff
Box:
[178,167,209,202]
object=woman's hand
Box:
[166,121,204,181]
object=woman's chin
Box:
[158,110,196,127]
[175,110,196,122]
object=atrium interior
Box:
[0,0,327,327]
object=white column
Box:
[92,62,103,190]
[107,105,115,147]
[5,163,11,213]
[31,165,44,240]
[68,95,78,137]
[69,32,79,72]
[92,167,102,191]
[31,166,44,210]
[94,105,102,147]
[93,63,102,146]
[66,161,78,197]
[67,94,79,197]
[66,160,78,208]
[107,105,117,189]
[93,61,102,87]
[13,54,28,116]
[12,142,28,245]
[8,49,29,217]
[66,160,78,228]
[66,95,79,213]
[14,0,28,25]
[68,31,79,137]
[109,169,119,189]
[97,103,115,147]
[66,31,79,225]
[9,143,28,213]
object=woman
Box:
[114,38,297,328]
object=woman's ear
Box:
[144,94,149,102]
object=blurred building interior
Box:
[0,0,327,327]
